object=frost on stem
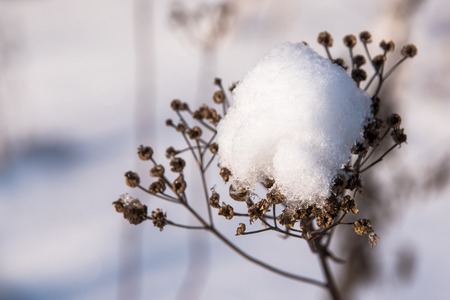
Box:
[216,42,372,207]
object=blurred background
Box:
[0,0,449,299]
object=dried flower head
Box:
[248,199,270,223]
[220,167,232,182]
[386,113,402,128]
[151,208,167,231]
[353,55,366,68]
[316,211,334,228]
[209,191,220,208]
[213,90,225,104]
[391,128,407,144]
[401,44,418,58]
[165,146,178,158]
[317,31,333,47]
[170,99,187,111]
[176,123,186,133]
[368,232,380,248]
[149,179,166,195]
[341,195,359,214]
[170,157,186,173]
[354,218,374,236]
[332,58,347,69]
[266,188,286,205]
[372,54,386,71]
[359,31,372,43]
[351,68,367,83]
[172,175,187,195]
[277,208,297,228]
[343,34,357,48]
[209,143,219,154]
[187,126,202,140]
[229,184,249,202]
[236,223,246,236]
[137,145,153,161]
[261,177,275,189]
[124,171,140,188]
[218,202,234,220]
[113,195,148,225]
[380,40,395,52]
[150,164,165,177]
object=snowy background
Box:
[0,0,449,299]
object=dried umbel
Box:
[114,31,417,300]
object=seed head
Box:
[236,223,246,236]
[209,191,221,208]
[317,31,333,47]
[213,90,225,104]
[150,164,165,177]
[149,179,166,195]
[220,167,232,182]
[380,40,395,52]
[218,202,234,220]
[386,113,402,128]
[229,184,249,202]
[137,145,153,161]
[172,175,187,195]
[359,31,372,43]
[401,44,417,58]
[151,208,167,231]
[343,34,357,48]
[170,157,186,173]
[124,171,140,188]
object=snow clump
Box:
[216,42,372,207]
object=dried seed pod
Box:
[354,218,374,235]
[150,164,165,177]
[123,199,148,225]
[170,99,187,111]
[209,191,220,208]
[351,68,367,83]
[341,195,359,214]
[317,31,333,47]
[386,113,402,128]
[266,188,285,205]
[220,167,232,182]
[151,208,167,231]
[372,54,386,71]
[124,171,140,188]
[172,175,187,195]
[343,34,357,48]
[229,184,249,202]
[165,146,178,159]
[277,208,297,228]
[353,55,366,67]
[359,31,372,43]
[213,90,225,104]
[391,128,407,144]
[137,145,153,161]
[218,202,234,220]
[401,44,417,58]
[149,179,166,195]
[209,143,219,154]
[247,199,270,223]
[261,177,275,189]
[380,40,395,52]
[236,223,246,236]
[187,126,202,140]
[170,157,186,173]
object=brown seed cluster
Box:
[113,196,148,225]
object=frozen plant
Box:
[113,31,417,300]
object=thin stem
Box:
[383,56,407,81]
[360,143,399,173]
[241,228,271,235]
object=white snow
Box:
[217,42,372,206]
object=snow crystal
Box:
[216,42,372,206]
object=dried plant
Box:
[114,31,416,300]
